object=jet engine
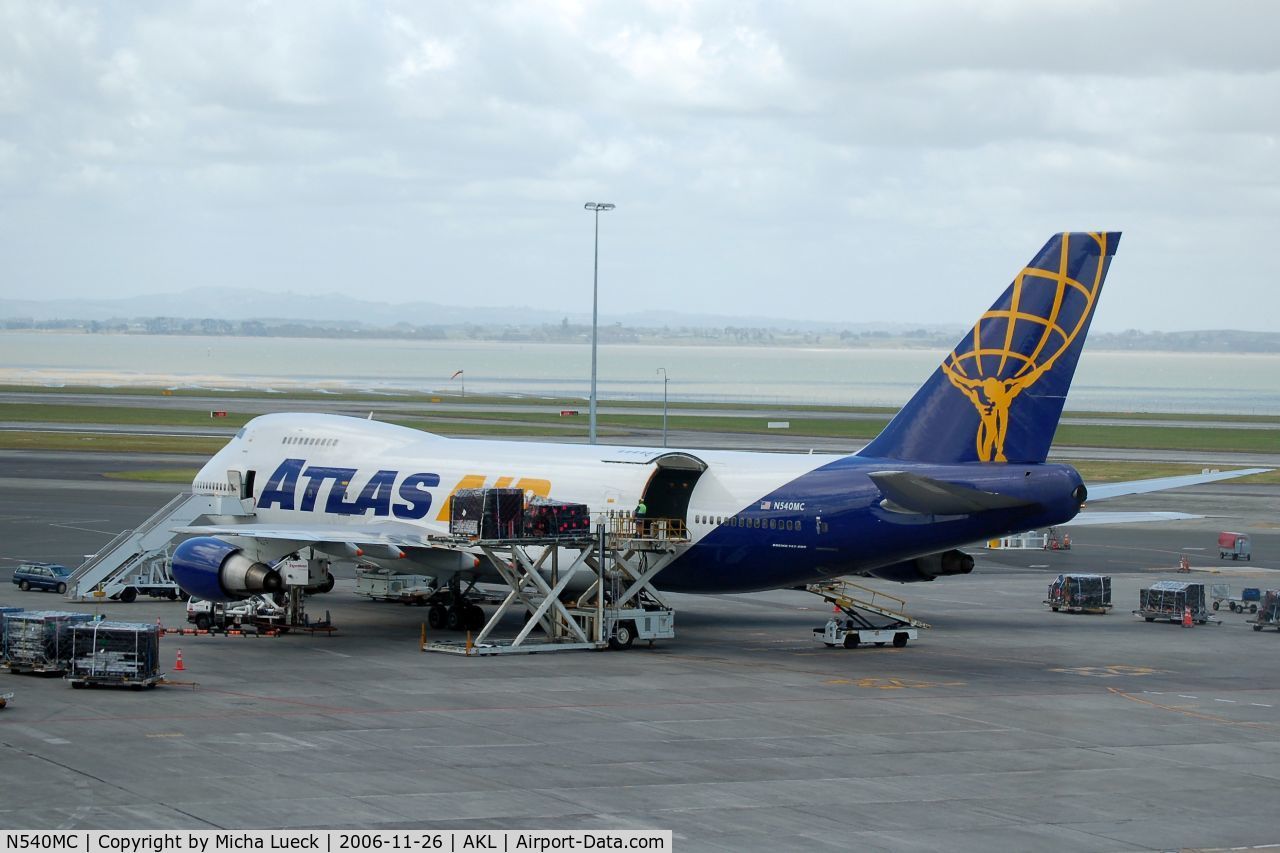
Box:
[172,537,283,602]
[864,549,975,583]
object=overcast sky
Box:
[2,1,1277,331]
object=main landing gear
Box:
[423,577,486,633]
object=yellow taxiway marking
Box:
[1049,664,1164,678]
[1107,687,1271,729]
[825,676,965,690]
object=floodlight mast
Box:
[583,202,615,444]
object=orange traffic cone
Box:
[174,648,185,671]
[1182,606,1193,628]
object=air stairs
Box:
[67,492,254,602]
[807,579,932,631]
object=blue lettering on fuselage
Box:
[256,459,439,520]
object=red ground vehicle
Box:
[1218,532,1252,561]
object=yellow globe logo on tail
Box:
[940,232,1110,462]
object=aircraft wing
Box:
[1084,467,1270,502]
[174,519,451,551]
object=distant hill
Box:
[3,291,1279,351]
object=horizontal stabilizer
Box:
[1086,468,1270,502]
[870,471,1037,515]
[1063,511,1201,526]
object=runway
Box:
[2,453,1279,850]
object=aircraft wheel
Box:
[427,606,446,630]
[119,587,138,603]
[446,608,464,631]
[56,583,67,595]
[466,605,485,632]
[843,633,859,649]
[893,633,909,648]
[18,581,29,591]
[610,622,636,650]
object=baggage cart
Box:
[1134,581,1215,625]
[1218,531,1252,561]
[1210,583,1261,614]
[1252,590,1280,632]
[1045,574,1111,613]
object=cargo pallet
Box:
[68,672,164,689]
[4,661,68,676]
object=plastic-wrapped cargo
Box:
[0,607,24,658]
[449,488,524,539]
[1138,581,1208,622]
[523,496,592,538]
[67,621,162,686]
[3,610,93,672]
[1046,574,1112,612]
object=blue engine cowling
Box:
[865,549,975,583]
[172,537,283,602]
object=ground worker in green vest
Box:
[635,499,647,536]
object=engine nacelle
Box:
[864,549,975,583]
[172,537,283,602]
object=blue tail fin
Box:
[858,231,1121,464]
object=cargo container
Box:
[67,621,163,688]
[1252,590,1280,632]
[1045,574,1112,613]
[1136,581,1211,624]
[449,488,525,539]
[2,610,93,673]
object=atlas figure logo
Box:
[940,232,1108,462]
[257,458,438,519]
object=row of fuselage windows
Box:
[283,436,339,447]
[693,513,803,531]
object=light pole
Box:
[656,367,668,447]
[584,201,614,444]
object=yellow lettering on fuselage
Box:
[434,475,553,522]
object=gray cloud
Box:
[1,1,1277,331]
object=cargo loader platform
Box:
[422,517,688,656]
